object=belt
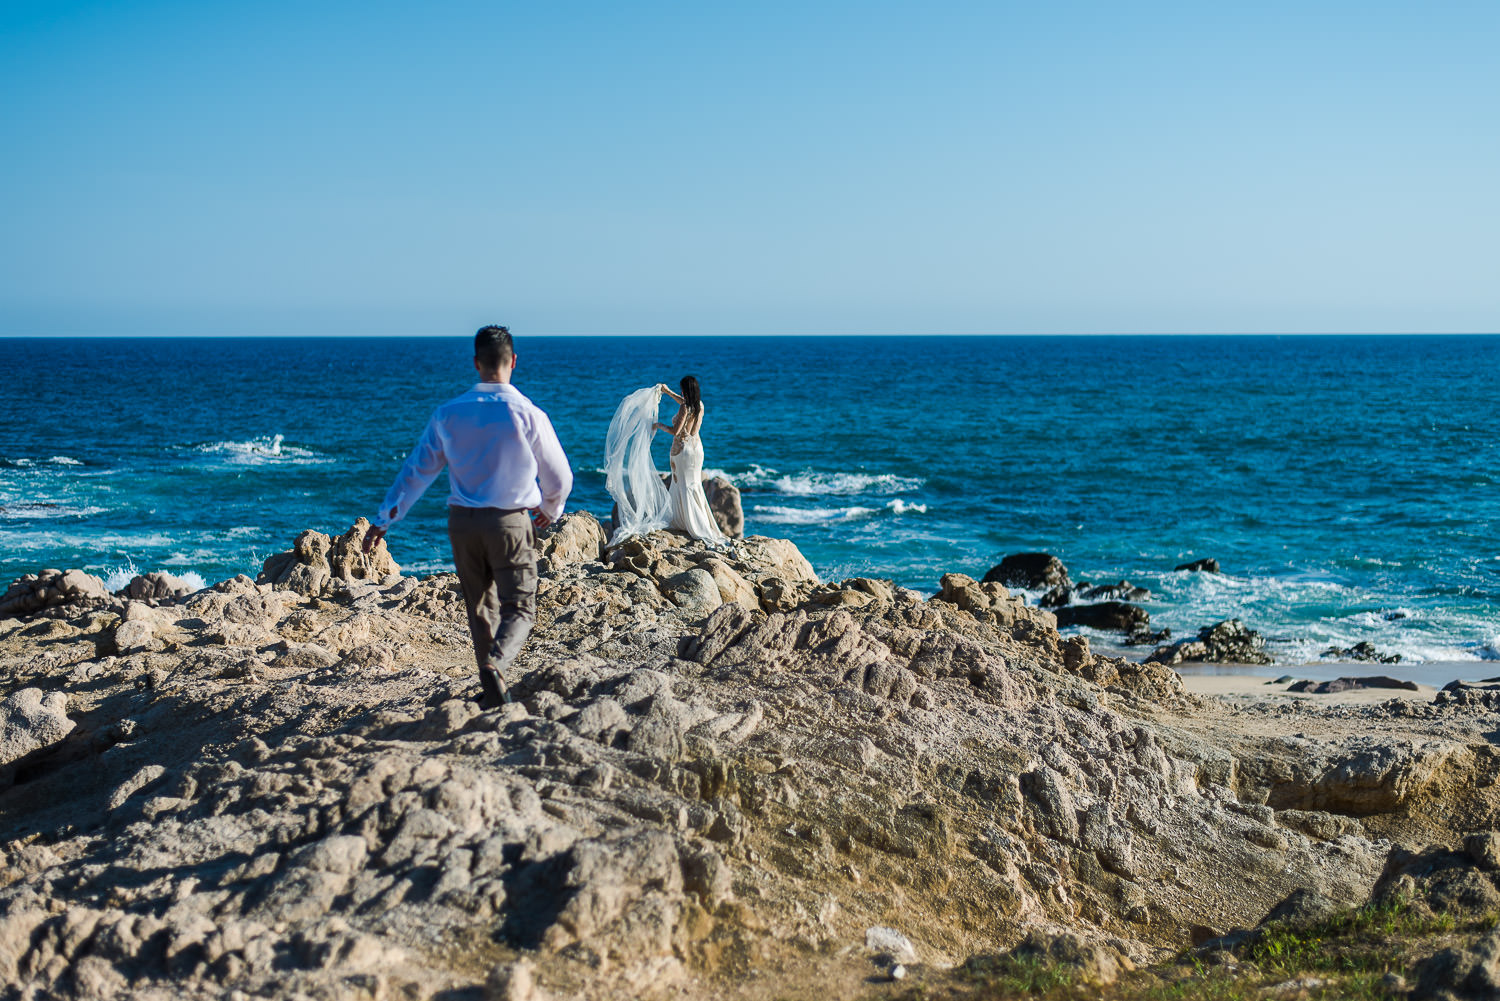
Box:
[449,504,528,515]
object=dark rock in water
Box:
[1321,641,1402,664]
[1079,580,1152,603]
[1174,558,1221,573]
[1287,676,1418,694]
[1053,601,1152,637]
[1146,618,1273,665]
[1039,584,1072,608]
[983,552,1069,591]
[1123,627,1171,646]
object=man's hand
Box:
[362,522,388,554]
[531,509,553,531]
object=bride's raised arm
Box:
[656,383,685,404]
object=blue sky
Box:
[2,0,1496,335]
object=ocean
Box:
[3,334,1496,668]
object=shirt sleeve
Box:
[374,414,447,529]
[525,408,573,521]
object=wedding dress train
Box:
[604,386,725,546]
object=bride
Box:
[604,375,727,545]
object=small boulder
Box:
[1259,888,1343,929]
[0,688,74,771]
[865,926,918,965]
[537,511,608,566]
[660,569,723,618]
[118,572,195,602]
[702,475,744,539]
[1014,930,1132,987]
[1175,557,1221,573]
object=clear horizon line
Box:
[3,330,1500,339]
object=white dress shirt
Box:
[375,383,573,528]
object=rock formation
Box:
[0,569,109,618]
[701,475,744,539]
[983,552,1070,591]
[0,520,1495,999]
[1147,618,1274,665]
[1322,640,1403,664]
[258,518,400,595]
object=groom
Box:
[363,325,573,707]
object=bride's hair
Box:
[680,375,702,414]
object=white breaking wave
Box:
[47,456,83,466]
[769,471,924,496]
[103,559,206,593]
[886,498,928,514]
[191,435,324,465]
[102,559,141,592]
[751,504,879,525]
[0,503,108,520]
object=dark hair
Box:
[680,375,701,414]
[474,325,514,372]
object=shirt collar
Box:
[473,382,518,394]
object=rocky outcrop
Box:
[4,519,1500,1000]
[983,552,1069,591]
[0,569,110,618]
[258,519,399,595]
[1147,618,1273,665]
[1175,557,1221,573]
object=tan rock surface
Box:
[0,520,1497,999]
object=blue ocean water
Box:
[2,335,1497,665]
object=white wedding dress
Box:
[604,386,726,546]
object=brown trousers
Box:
[447,506,537,703]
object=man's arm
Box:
[363,416,447,552]
[525,409,573,530]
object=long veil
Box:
[604,386,670,545]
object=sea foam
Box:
[191,435,324,465]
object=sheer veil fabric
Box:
[604,387,672,546]
[604,386,727,547]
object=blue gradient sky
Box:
[2,1,1497,335]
